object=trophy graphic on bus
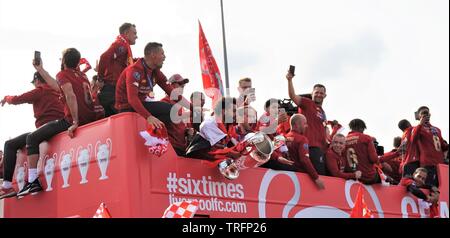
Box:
[44,153,57,191]
[59,149,74,188]
[16,165,27,191]
[76,144,92,184]
[95,139,112,180]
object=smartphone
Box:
[34,51,41,66]
[289,65,295,75]
[414,111,419,121]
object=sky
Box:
[0,0,448,151]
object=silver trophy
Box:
[218,132,274,180]
[95,139,112,180]
[44,154,57,191]
[76,144,92,184]
[59,150,74,188]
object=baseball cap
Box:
[31,72,45,84]
[168,74,189,85]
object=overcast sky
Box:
[0,0,448,151]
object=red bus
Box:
[4,113,448,218]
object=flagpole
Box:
[220,0,230,97]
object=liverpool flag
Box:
[199,21,224,106]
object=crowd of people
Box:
[0,23,448,211]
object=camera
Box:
[373,139,384,156]
[278,99,298,116]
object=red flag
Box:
[93,203,112,218]
[162,200,199,218]
[350,184,372,218]
[199,21,224,106]
[139,126,169,157]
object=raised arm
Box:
[286,72,302,106]
[33,60,60,92]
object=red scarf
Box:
[116,35,134,66]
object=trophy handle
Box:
[95,141,101,158]
[87,144,93,162]
[41,154,49,172]
[76,146,83,161]
[106,138,113,156]
[59,151,65,167]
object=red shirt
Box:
[298,97,327,150]
[161,96,187,151]
[380,150,402,182]
[416,124,448,166]
[401,127,420,166]
[286,130,319,180]
[97,40,130,85]
[56,69,97,126]
[345,131,379,183]
[8,85,64,128]
[115,58,176,119]
[326,148,356,180]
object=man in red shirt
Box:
[160,74,191,156]
[397,119,421,178]
[286,114,325,189]
[286,72,328,175]
[16,48,99,197]
[230,106,258,145]
[115,42,191,131]
[236,77,256,107]
[186,97,237,161]
[414,106,448,187]
[401,167,440,217]
[0,72,64,199]
[257,99,289,137]
[345,119,380,184]
[97,23,138,117]
[326,134,362,180]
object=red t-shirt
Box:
[97,40,130,85]
[56,69,97,126]
[416,124,448,166]
[160,96,187,151]
[8,85,64,128]
[345,131,379,183]
[286,130,319,180]
[297,97,327,150]
[115,58,176,119]
[326,148,356,180]
[401,127,420,166]
[257,112,277,137]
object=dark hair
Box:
[313,84,326,92]
[119,23,136,35]
[214,97,237,117]
[144,42,163,56]
[349,119,367,132]
[190,91,205,101]
[393,137,402,148]
[62,48,81,69]
[32,72,46,84]
[264,98,280,110]
[398,119,411,132]
[417,106,430,114]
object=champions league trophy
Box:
[95,139,112,180]
[218,132,274,180]
[16,166,26,191]
[44,154,57,191]
[76,145,92,184]
[59,150,74,188]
